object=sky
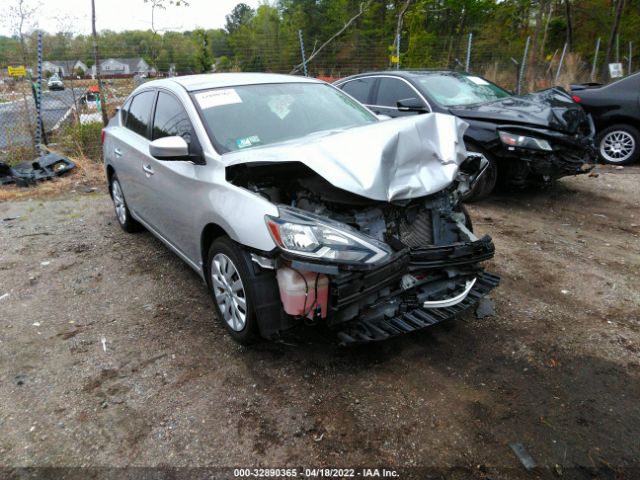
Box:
[0,0,263,36]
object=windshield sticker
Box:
[268,95,294,119]
[195,89,242,109]
[467,76,490,85]
[236,135,261,149]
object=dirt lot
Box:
[1,166,639,479]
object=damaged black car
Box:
[335,70,596,200]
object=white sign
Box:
[467,76,490,85]
[195,88,242,109]
[608,63,624,78]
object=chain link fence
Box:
[0,32,635,168]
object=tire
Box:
[463,145,498,202]
[207,237,260,345]
[109,174,141,233]
[597,124,639,165]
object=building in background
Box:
[42,60,88,77]
[91,58,153,77]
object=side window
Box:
[119,97,132,125]
[152,91,201,155]
[125,90,155,138]
[376,78,423,108]
[152,92,194,142]
[340,78,375,104]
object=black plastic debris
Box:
[0,153,75,187]
[475,296,496,319]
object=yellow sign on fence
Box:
[8,65,27,77]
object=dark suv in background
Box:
[335,71,595,201]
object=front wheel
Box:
[463,146,498,202]
[207,237,260,344]
[597,124,639,165]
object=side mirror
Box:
[397,97,427,112]
[149,136,189,160]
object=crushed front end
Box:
[228,157,499,345]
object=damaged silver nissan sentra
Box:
[103,73,499,345]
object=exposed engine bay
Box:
[227,159,499,344]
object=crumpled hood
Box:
[449,88,588,134]
[223,113,469,202]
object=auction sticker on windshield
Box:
[467,76,490,85]
[196,89,243,109]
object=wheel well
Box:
[106,165,115,194]
[201,223,228,280]
[596,116,639,135]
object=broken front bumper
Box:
[326,236,499,344]
[336,271,500,345]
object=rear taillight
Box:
[571,95,582,103]
[101,129,105,144]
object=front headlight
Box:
[265,207,391,264]
[499,131,552,151]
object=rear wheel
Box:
[109,174,141,233]
[597,124,639,165]
[207,237,260,345]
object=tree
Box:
[601,0,625,80]
[192,29,213,73]
[225,3,255,34]
[143,0,190,69]
[5,0,40,65]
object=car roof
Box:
[338,70,466,82]
[144,73,322,92]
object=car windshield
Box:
[416,73,511,107]
[193,82,377,153]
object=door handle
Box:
[114,148,123,157]
[143,164,154,176]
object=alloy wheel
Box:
[600,130,635,163]
[111,180,127,226]
[211,253,247,331]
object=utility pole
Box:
[91,0,109,126]
[465,32,472,72]
[298,30,308,77]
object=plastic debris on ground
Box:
[475,296,496,319]
[0,153,75,187]
[510,442,537,470]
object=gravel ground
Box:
[0,166,639,479]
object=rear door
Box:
[372,77,428,117]
[109,90,156,221]
[339,77,376,108]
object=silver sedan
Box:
[103,73,498,345]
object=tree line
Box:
[1,0,638,82]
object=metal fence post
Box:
[35,30,46,156]
[616,34,620,64]
[465,32,473,72]
[591,37,601,82]
[298,30,308,77]
[396,33,401,71]
[555,42,568,84]
[517,36,530,95]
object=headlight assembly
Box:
[499,131,552,151]
[265,207,391,264]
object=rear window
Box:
[125,90,155,138]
